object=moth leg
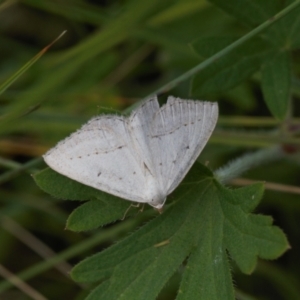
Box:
[121,203,140,220]
[155,207,163,214]
[138,203,145,213]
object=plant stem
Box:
[215,146,284,183]
[0,157,42,184]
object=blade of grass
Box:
[0,31,66,96]
[212,130,300,148]
[0,0,172,134]
[22,0,108,24]
[0,265,47,300]
[0,0,17,12]
[3,0,298,131]
[218,116,285,127]
[231,178,300,196]
[0,157,42,185]
[0,217,139,293]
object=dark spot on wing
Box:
[143,163,154,176]
[186,145,190,149]
[97,172,101,177]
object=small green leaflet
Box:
[262,51,291,120]
[34,168,132,230]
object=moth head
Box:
[148,195,166,210]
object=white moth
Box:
[43,96,218,209]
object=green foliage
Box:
[34,168,131,231]
[261,51,291,119]
[208,0,295,28]
[1,0,300,299]
[190,0,300,120]
[190,37,276,96]
[34,164,288,299]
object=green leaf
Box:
[34,168,131,229]
[285,5,300,48]
[190,36,237,58]
[34,168,100,200]
[71,164,289,300]
[208,0,285,27]
[264,4,300,49]
[190,37,275,96]
[208,0,300,48]
[67,199,131,231]
[219,184,287,274]
[261,51,291,120]
[0,31,66,96]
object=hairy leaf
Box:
[190,37,275,96]
[69,164,289,300]
[262,51,291,120]
[34,168,130,229]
